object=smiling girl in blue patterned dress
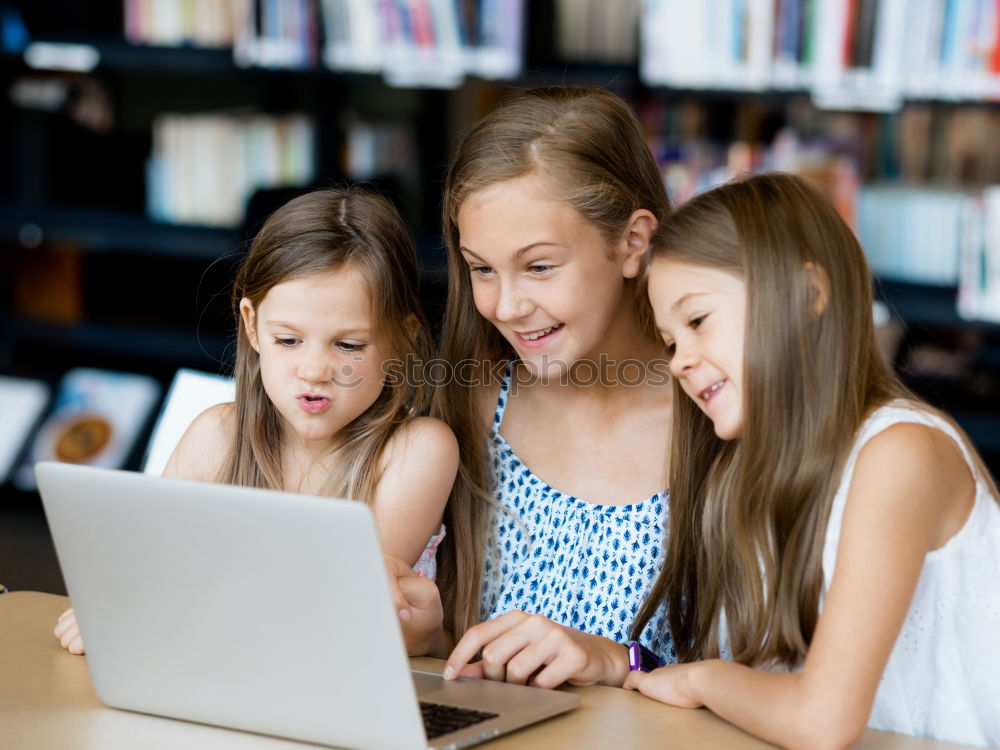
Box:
[390,86,677,688]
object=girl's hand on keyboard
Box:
[443,611,629,689]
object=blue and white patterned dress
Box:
[480,364,675,661]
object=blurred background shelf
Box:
[2,317,231,370]
[0,205,241,258]
[877,281,1000,332]
[4,38,240,74]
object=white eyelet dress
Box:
[822,403,1000,747]
[479,364,675,662]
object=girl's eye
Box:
[273,337,298,347]
[663,341,676,357]
[337,342,366,353]
[689,314,707,330]
[469,265,494,277]
[527,264,553,274]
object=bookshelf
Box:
[0,0,998,500]
[0,205,238,258]
[630,0,1000,473]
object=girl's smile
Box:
[515,323,565,348]
[698,379,727,403]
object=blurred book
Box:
[857,185,967,285]
[640,0,1000,109]
[147,111,315,227]
[640,91,997,206]
[641,0,779,92]
[383,0,466,87]
[811,0,906,111]
[125,0,249,48]
[14,368,161,490]
[646,121,862,223]
[142,368,235,476]
[124,0,526,85]
[233,0,320,69]
[321,0,523,86]
[555,0,639,64]
[0,376,50,484]
[772,0,816,88]
[958,186,1000,324]
[856,184,1000,301]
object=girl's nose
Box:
[494,278,533,323]
[668,344,698,378]
[297,348,333,385]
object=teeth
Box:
[523,325,560,341]
[701,381,725,401]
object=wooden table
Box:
[0,592,973,749]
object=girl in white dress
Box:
[630,172,1000,748]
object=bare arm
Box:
[374,417,458,657]
[372,416,457,566]
[626,423,975,749]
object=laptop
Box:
[35,461,579,750]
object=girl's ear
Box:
[804,262,830,317]
[239,297,260,351]
[621,209,658,279]
[404,312,421,341]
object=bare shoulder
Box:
[849,419,974,548]
[382,416,459,471]
[854,421,970,495]
[162,402,235,481]
[191,401,235,430]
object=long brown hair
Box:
[434,85,671,638]
[221,187,432,504]
[632,172,999,668]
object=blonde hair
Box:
[434,86,671,638]
[632,172,999,667]
[221,187,432,504]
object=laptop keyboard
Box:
[420,701,499,739]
